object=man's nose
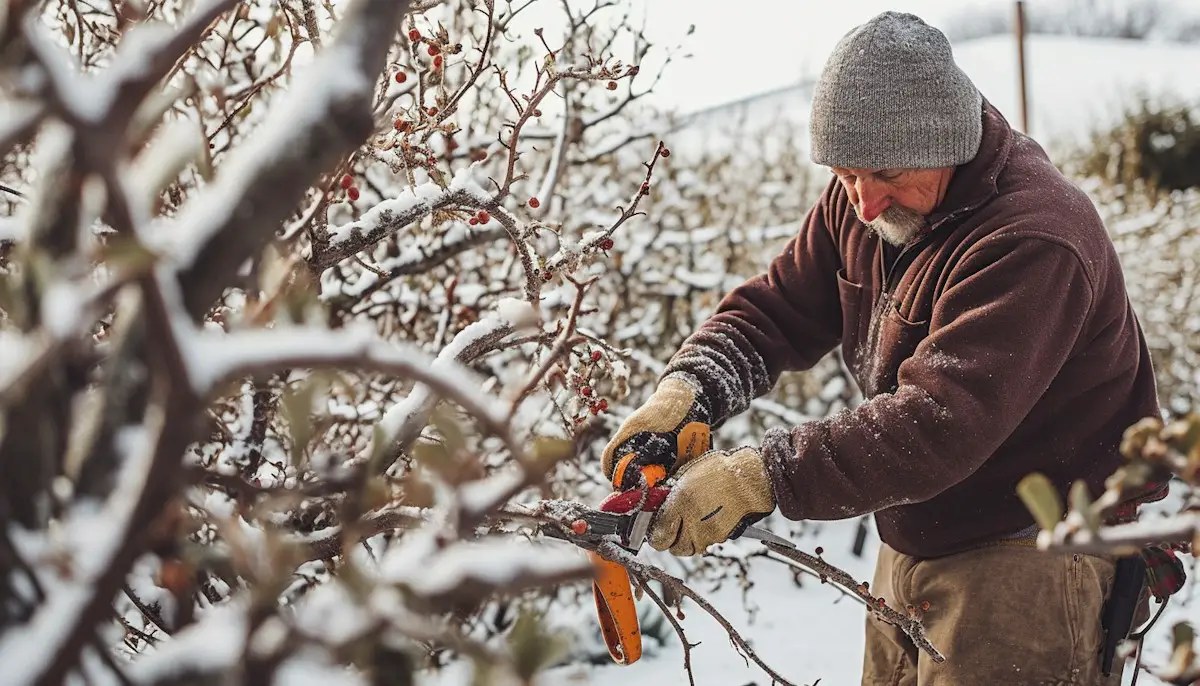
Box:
[857,185,891,223]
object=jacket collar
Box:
[926,97,1014,232]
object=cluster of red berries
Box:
[568,350,611,423]
[339,173,360,201]
[467,209,491,226]
[407,28,445,69]
[582,350,609,415]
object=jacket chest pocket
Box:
[837,268,930,398]
[837,269,868,370]
[859,296,929,398]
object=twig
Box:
[761,542,944,663]
[121,583,173,636]
[634,576,697,686]
[1037,512,1198,555]
[591,541,799,686]
[541,139,668,276]
[505,275,595,420]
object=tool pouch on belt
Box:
[1099,553,1147,676]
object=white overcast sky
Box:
[591,0,1193,115]
[637,0,972,112]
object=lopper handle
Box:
[587,463,672,666]
[588,551,642,665]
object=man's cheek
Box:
[843,181,859,206]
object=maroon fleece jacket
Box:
[662,100,1160,558]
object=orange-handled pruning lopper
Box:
[541,461,795,665]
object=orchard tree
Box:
[0,0,942,684]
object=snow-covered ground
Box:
[418,509,1195,686]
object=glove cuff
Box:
[661,371,712,425]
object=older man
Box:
[600,11,1168,686]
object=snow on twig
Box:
[172,320,528,465]
[1038,511,1200,554]
[19,0,238,126]
[373,313,518,469]
[380,535,592,609]
[0,426,155,684]
[156,0,415,321]
[313,170,491,268]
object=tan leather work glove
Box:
[647,446,776,556]
[601,375,712,490]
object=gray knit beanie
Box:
[809,11,983,170]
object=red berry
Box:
[477,210,490,223]
[606,81,617,90]
[815,546,824,555]
[408,28,420,41]
[660,146,670,158]
[347,186,360,201]
[433,55,442,68]
[590,350,602,362]
[394,119,409,132]
[156,559,191,595]
[528,197,540,208]
[427,106,438,116]
[339,174,353,189]
[395,71,407,84]
[427,44,440,56]
[590,404,601,415]
[571,519,589,535]
[600,238,614,250]
[597,398,608,411]
[542,270,552,280]
[920,600,931,612]
[581,386,592,397]
[468,217,478,226]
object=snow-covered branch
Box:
[1038,512,1199,555]
[176,319,531,467]
[164,0,415,321]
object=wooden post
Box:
[1015,0,1029,134]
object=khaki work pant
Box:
[862,541,1137,686]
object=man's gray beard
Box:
[864,204,927,246]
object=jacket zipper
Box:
[882,231,935,297]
